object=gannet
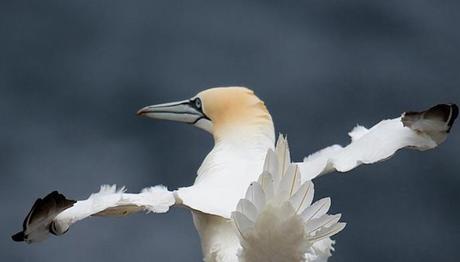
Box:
[12,87,457,262]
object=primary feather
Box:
[299,104,458,181]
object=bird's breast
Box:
[177,139,273,218]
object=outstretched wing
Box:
[299,104,458,181]
[12,185,176,244]
[232,136,345,262]
[11,191,76,243]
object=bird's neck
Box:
[212,121,275,153]
[211,101,275,147]
[195,120,275,185]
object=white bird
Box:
[12,87,457,262]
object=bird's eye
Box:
[194,98,202,109]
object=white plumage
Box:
[12,87,457,262]
[232,136,345,262]
[299,114,453,181]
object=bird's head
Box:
[137,87,273,140]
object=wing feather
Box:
[299,104,458,181]
[13,185,175,243]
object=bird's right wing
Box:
[232,136,345,262]
[298,104,458,181]
[12,185,176,244]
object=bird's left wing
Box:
[12,185,176,243]
[299,104,458,181]
[232,136,345,262]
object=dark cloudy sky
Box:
[1,0,459,261]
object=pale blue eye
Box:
[195,98,202,109]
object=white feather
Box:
[232,136,345,262]
[275,134,291,174]
[257,171,274,200]
[299,114,448,181]
[301,198,331,221]
[236,199,258,222]
[244,183,266,212]
[52,185,175,235]
[289,181,314,214]
[278,164,301,202]
[348,125,369,142]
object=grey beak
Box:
[137,99,207,124]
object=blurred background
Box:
[1,0,459,261]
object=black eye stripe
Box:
[190,98,202,110]
[189,98,210,121]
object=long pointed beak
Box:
[137,99,205,124]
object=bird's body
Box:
[178,88,275,218]
[178,88,275,261]
[189,133,274,261]
[193,213,240,262]
[12,87,458,262]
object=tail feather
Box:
[232,135,345,262]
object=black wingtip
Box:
[11,231,25,242]
[43,191,76,209]
[430,103,459,132]
[403,103,458,132]
[13,191,76,243]
[448,104,458,131]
